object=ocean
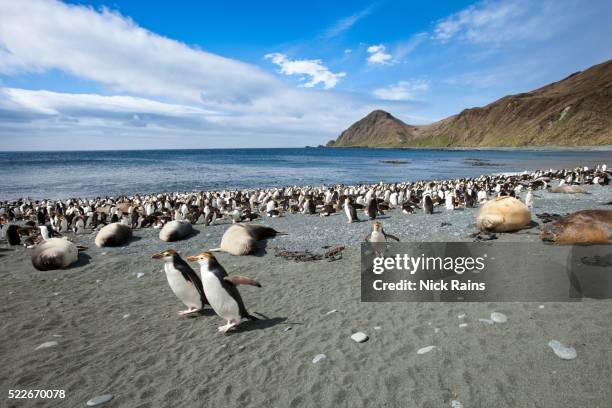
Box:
[1,148,611,200]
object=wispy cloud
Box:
[373,80,429,101]
[394,32,428,61]
[323,5,375,38]
[264,53,346,89]
[433,0,576,44]
[366,44,393,65]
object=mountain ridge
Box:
[327,59,612,147]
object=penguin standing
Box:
[366,221,400,242]
[423,194,434,215]
[525,187,534,209]
[187,252,261,332]
[367,197,378,220]
[152,249,208,315]
[344,197,359,223]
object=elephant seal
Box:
[540,210,612,244]
[547,185,587,194]
[95,222,133,247]
[476,196,531,232]
[31,238,79,271]
[159,220,193,242]
[211,224,284,256]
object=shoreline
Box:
[1,145,612,154]
[2,162,610,203]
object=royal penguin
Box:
[187,251,261,332]
[152,249,208,315]
[365,221,400,243]
[344,197,359,223]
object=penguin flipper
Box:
[224,276,261,287]
[385,234,400,242]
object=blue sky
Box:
[0,0,610,150]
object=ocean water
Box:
[1,148,610,200]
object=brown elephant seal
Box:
[95,222,133,247]
[547,185,587,194]
[159,220,193,242]
[540,210,612,244]
[31,238,79,271]
[211,224,284,256]
[476,196,531,232]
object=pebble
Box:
[96,279,102,284]
[86,394,114,406]
[312,353,327,364]
[490,312,507,323]
[548,340,577,360]
[459,323,468,328]
[52,334,62,338]
[479,318,494,325]
[325,309,338,315]
[238,345,245,351]
[350,332,369,343]
[417,345,435,354]
[374,326,382,331]
[450,400,464,408]
[457,313,466,319]
[539,305,545,309]
[434,327,440,333]
[35,341,58,350]
[136,272,144,278]
[123,314,130,319]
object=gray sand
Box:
[1,185,611,407]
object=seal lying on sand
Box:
[547,185,587,194]
[211,224,284,256]
[31,238,82,270]
[159,220,193,242]
[540,210,612,244]
[476,196,531,232]
[95,222,133,247]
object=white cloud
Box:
[366,44,393,65]
[433,0,575,44]
[372,80,430,101]
[0,0,278,106]
[0,0,425,150]
[264,53,346,89]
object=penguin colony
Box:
[1,164,610,330]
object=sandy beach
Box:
[0,183,610,407]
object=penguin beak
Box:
[151,252,163,259]
[186,255,198,262]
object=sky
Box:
[0,0,611,150]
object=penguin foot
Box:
[218,320,239,333]
[178,307,199,316]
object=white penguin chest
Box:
[164,263,201,308]
[370,231,386,242]
[200,271,239,320]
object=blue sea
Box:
[1,148,611,200]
